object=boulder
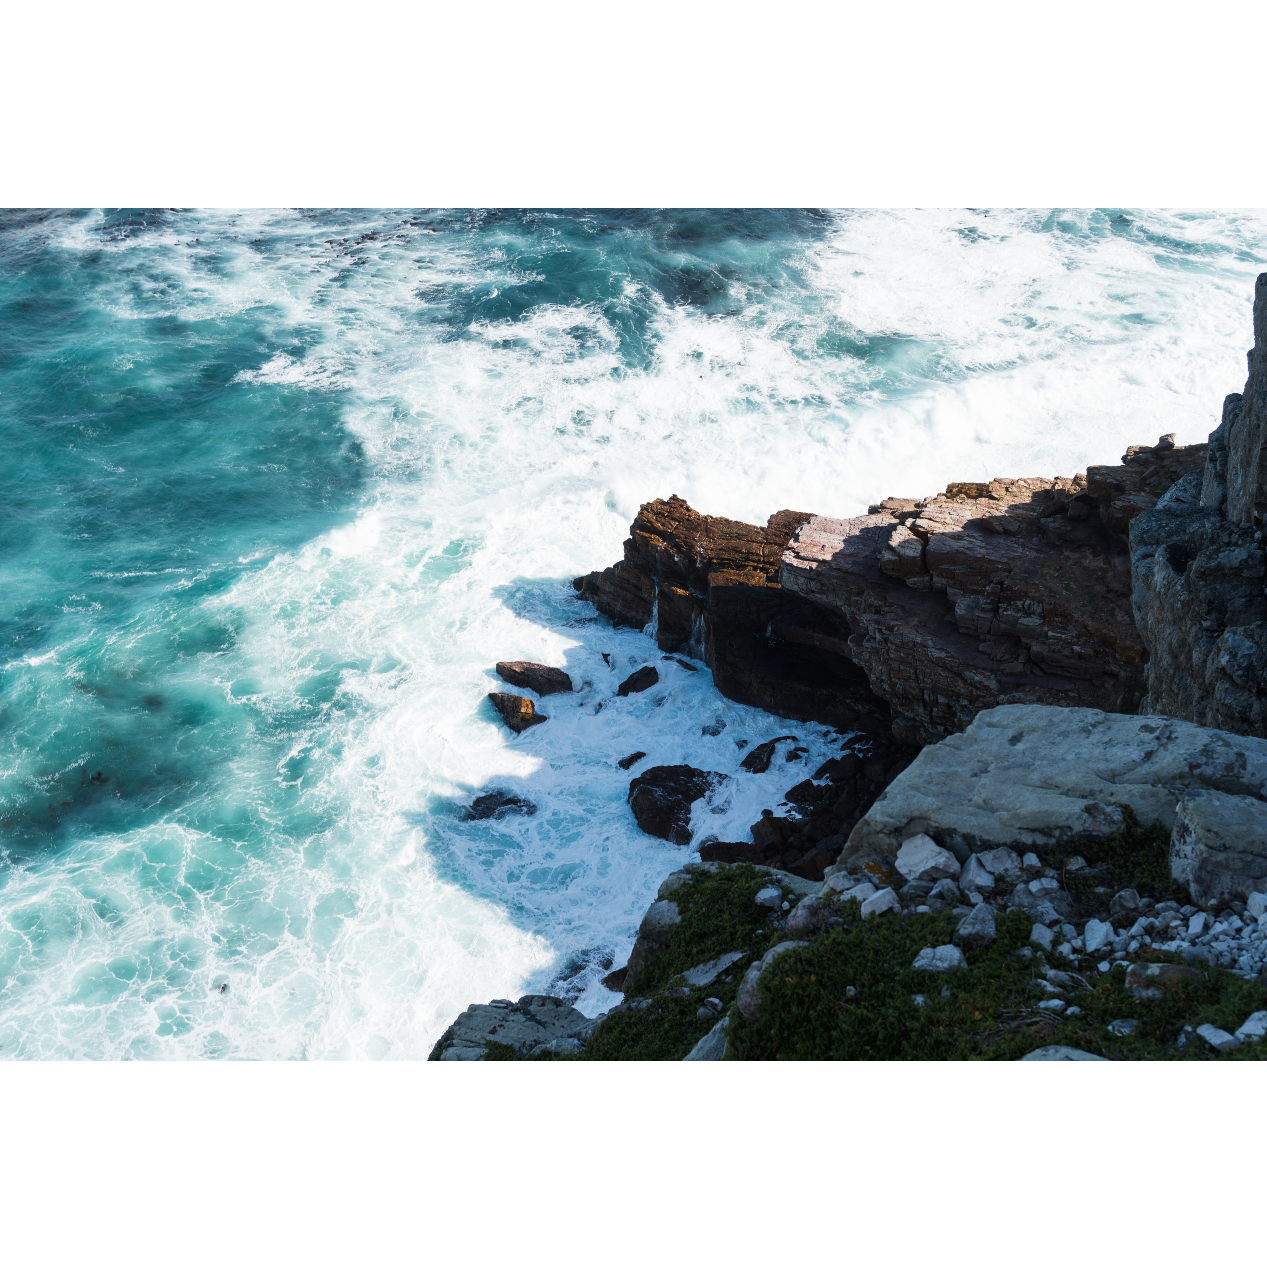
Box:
[429,995,598,1060]
[683,1016,730,1060]
[1084,919,1115,956]
[895,834,961,883]
[627,765,727,844]
[841,704,1267,876]
[786,893,847,937]
[617,751,647,770]
[1247,891,1267,919]
[912,944,967,972]
[755,885,783,910]
[958,855,994,894]
[622,900,682,992]
[954,903,997,948]
[1170,790,1267,908]
[495,661,574,696]
[1030,923,1054,950]
[617,665,660,696]
[1019,1046,1108,1061]
[1110,889,1140,916]
[487,693,548,733]
[1234,1011,1267,1041]
[860,887,901,919]
[1196,1024,1241,1053]
[1125,962,1207,1001]
[737,941,810,1022]
[740,735,800,774]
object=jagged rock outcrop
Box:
[486,692,547,733]
[841,703,1267,910]
[1131,274,1267,737]
[573,499,891,732]
[495,661,573,696]
[781,452,1201,746]
[627,765,727,844]
[428,994,600,1060]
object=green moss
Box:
[482,1040,519,1060]
[624,864,786,998]
[725,906,1267,1061]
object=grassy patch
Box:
[1061,806,1190,912]
[581,993,725,1061]
[725,905,1267,1061]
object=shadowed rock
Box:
[628,764,728,844]
[617,665,659,696]
[495,661,574,696]
[465,791,537,819]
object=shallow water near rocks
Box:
[0,207,1263,1058]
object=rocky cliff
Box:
[1131,273,1267,737]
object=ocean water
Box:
[1,207,1263,1059]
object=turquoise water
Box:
[1,207,1263,1057]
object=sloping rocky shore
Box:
[436,273,1267,1061]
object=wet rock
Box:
[617,665,660,696]
[622,900,682,992]
[739,735,800,774]
[487,692,548,733]
[912,944,967,972]
[627,764,727,844]
[698,839,764,864]
[1170,790,1267,908]
[601,966,628,993]
[495,661,574,696]
[954,902,997,948]
[1125,962,1207,1001]
[429,994,598,1060]
[466,790,537,820]
[617,751,647,770]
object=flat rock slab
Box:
[1020,1046,1109,1061]
[495,661,574,696]
[431,995,598,1060]
[683,952,746,988]
[487,692,548,734]
[627,765,727,844]
[842,704,1267,878]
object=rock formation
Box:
[626,764,728,844]
[1131,274,1267,736]
[486,692,547,733]
[495,661,573,696]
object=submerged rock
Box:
[465,790,537,820]
[495,661,574,696]
[627,764,727,844]
[739,735,800,774]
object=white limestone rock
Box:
[1196,1023,1241,1052]
[1172,791,1267,908]
[755,885,784,910]
[1030,923,1054,950]
[1084,919,1116,956]
[959,854,995,893]
[912,944,967,973]
[1234,1010,1267,1041]
[954,902,997,948]
[895,834,961,882]
[841,705,1267,876]
[1020,1046,1108,1061]
[860,887,901,919]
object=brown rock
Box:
[1125,962,1207,1001]
[617,665,659,696]
[487,693,548,733]
[495,661,574,696]
[627,765,728,844]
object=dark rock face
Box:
[779,462,1201,746]
[495,661,574,696]
[466,791,537,820]
[617,665,659,696]
[574,498,890,732]
[486,692,548,733]
[1131,274,1267,738]
[627,764,727,844]
[617,751,647,770]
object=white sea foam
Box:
[4,208,1265,1058]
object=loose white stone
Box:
[1108,1019,1138,1036]
[1234,1011,1267,1041]
[1020,1045,1108,1061]
[1056,942,1076,960]
[842,882,878,903]
[1066,855,1087,871]
[977,846,1023,877]
[1030,923,1054,950]
[1196,1023,1241,1052]
[912,944,967,972]
[1247,892,1267,920]
[1084,919,1115,955]
[1038,999,1066,1012]
[894,834,961,882]
[860,887,901,919]
[959,854,994,893]
[1031,877,1063,897]
[1065,1006,1083,1016]
[755,886,783,910]
[1022,852,1041,870]
[1188,912,1209,937]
